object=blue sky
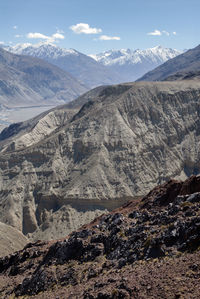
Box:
[1,0,199,54]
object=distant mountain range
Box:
[90,46,182,81]
[0,47,87,108]
[5,43,182,85]
[5,43,121,88]
[138,44,200,81]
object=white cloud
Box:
[147,29,162,36]
[52,33,65,40]
[98,35,120,41]
[70,23,102,34]
[147,29,177,37]
[27,32,50,40]
[0,41,5,45]
[15,34,23,38]
[162,30,170,36]
[26,32,65,43]
[13,25,18,30]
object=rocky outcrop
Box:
[0,80,200,238]
[0,175,200,298]
[27,205,108,242]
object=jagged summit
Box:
[90,46,182,81]
[6,43,79,59]
[90,46,182,66]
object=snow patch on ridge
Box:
[90,46,182,66]
[5,43,79,59]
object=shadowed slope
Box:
[0,48,88,107]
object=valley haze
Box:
[0,43,182,130]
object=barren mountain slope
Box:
[0,222,27,257]
[0,106,77,152]
[0,48,87,107]
[0,85,107,152]
[165,70,200,81]
[0,81,200,240]
[138,44,200,82]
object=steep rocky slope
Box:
[138,44,200,82]
[165,70,200,81]
[1,175,200,298]
[0,80,200,240]
[0,222,27,257]
[0,85,106,151]
[0,47,87,107]
[0,105,77,151]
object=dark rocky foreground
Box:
[1,175,200,298]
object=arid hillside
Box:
[0,80,200,240]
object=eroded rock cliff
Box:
[0,81,200,239]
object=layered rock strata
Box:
[0,81,200,239]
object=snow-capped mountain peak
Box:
[5,43,79,59]
[90,46,182,67]
[88,46,183,81]
[4,42,123,88]
[3,43,183,85]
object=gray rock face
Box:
[0,48,87,108]
[0,80,200,239]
